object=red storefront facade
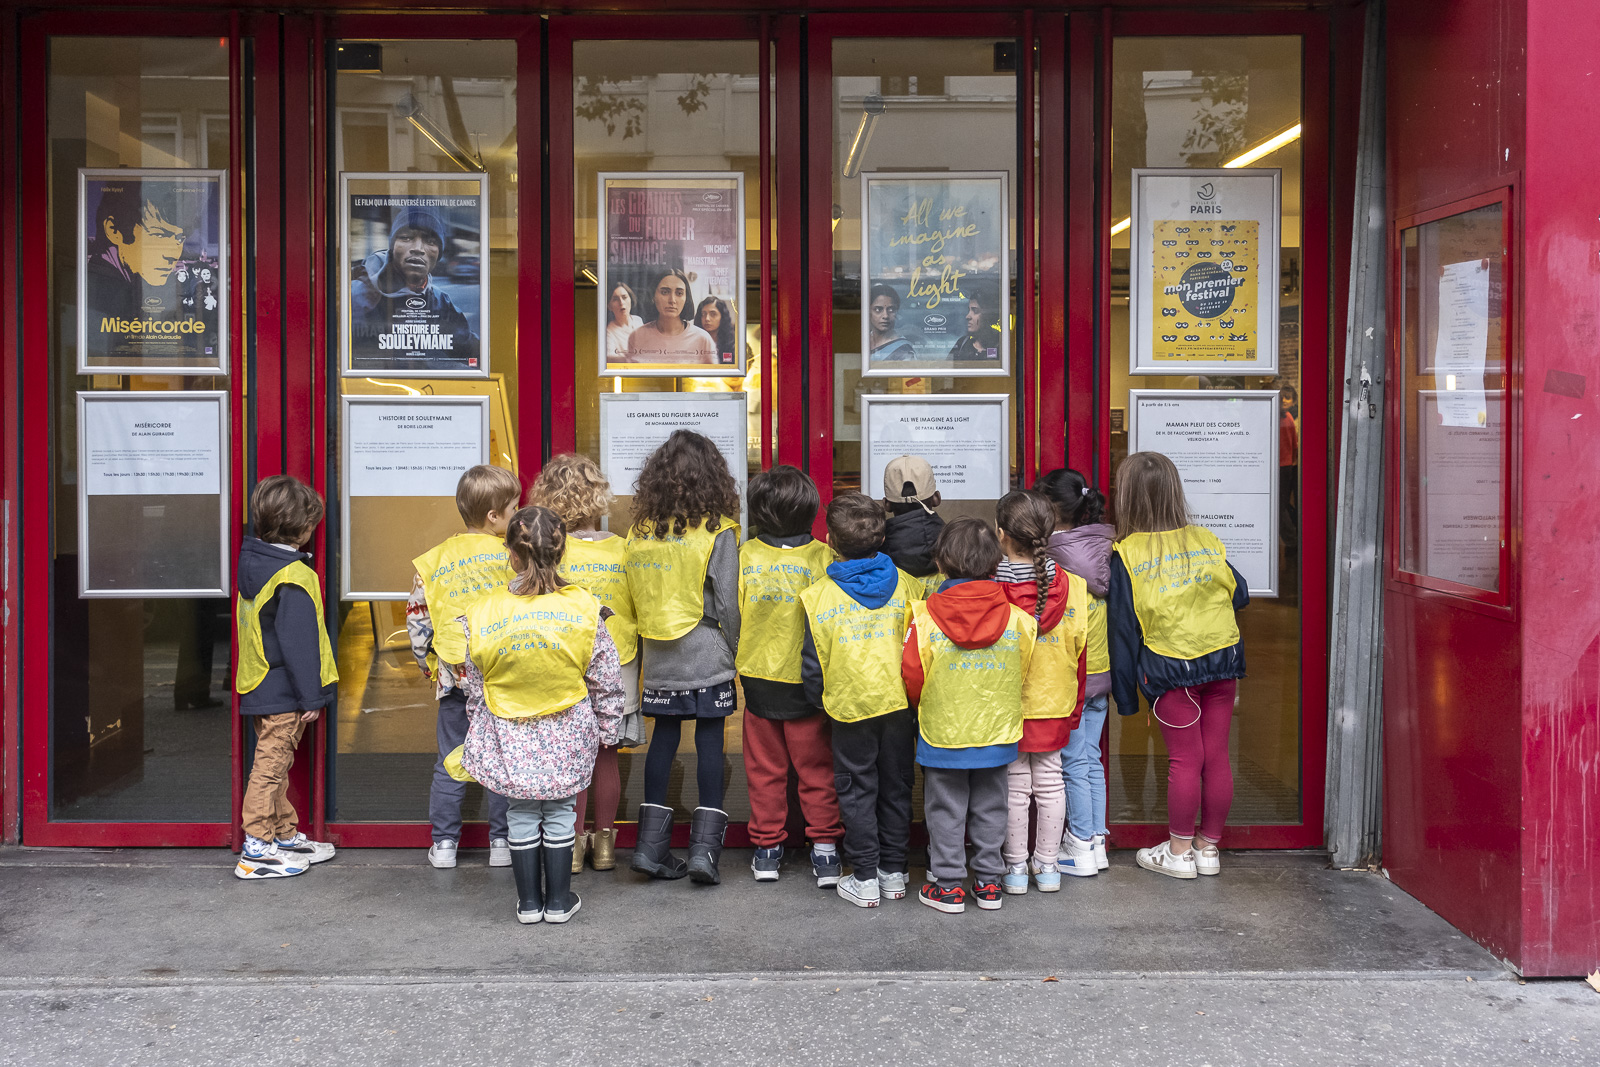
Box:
[0,1,1593,976]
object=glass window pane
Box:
[1397,204,1506,592]
[330,39,518,824]
[1108,36,1303,827]
[47,37,235,821]
[830,37,1022,532]
[572,40,766,824]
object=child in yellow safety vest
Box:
[738,465,844,887]
[624,430,743,885]
[992,491,1089,897]
[451,506,626,926]
[1107,452,1249,881]
[902,518,1037,915]
[1038,468,1115,877]
[799,491,920,908]
[233,476,339,880]
[407,464,521,871]
[527,453,647,875]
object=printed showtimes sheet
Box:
[1129,390,1279,596]
[81,394,223,496]
[598,392,749,504]
[861,395,1010,502]
[344,397,490,497]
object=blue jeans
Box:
[430,688,510,843]
[1063,694,1109,841]
[506,795,578,849]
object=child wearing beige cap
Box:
[881,455,946,598]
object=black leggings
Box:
[642,716,727,811]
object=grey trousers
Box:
[922,763,1009,886]
[430,687,509,842]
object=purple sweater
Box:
[1046,523,1115,697]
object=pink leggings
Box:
[1153,679,1237,843]
[573,745,621,833]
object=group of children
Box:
[232,432,1249,924]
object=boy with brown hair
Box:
[799,491,920,908]
[233,475,339,879]
[408,464,522,869]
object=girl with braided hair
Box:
[452,506,626,926]
[992,491,1091,896]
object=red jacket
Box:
[995,569,1088,732]
[902,579,1034,706]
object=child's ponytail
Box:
[1036,467,1106,528]
[504,505,569,596]
[996,490,1056,619]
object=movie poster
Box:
[597,172,745,378]
[77,169,228,375]
[1131,169,1280,376]
[341,173,489,378]
[860,171,1010,378]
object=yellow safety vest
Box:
[465,585,601,720]
[735,538,834,683]
[413,532,517,671]
[1114,526,1240,660]
[798,570,917,722]
[911,599,1036,749]
[919,572,949,599]
[1022,573,1090,720]
[625,519,740,641]
[235,561,339,695]
[560,534,638,665]
[1086,594,1110,674]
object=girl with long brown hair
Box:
[624,430,743,884]
[1108,452,1249,880]
[992,491,1090,896]
[452,506,626,925]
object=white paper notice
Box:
[346,400,487,497]
[83,397,222,496]
[863,397,1008,501]
[1432,261,1490,428]
[600,393,748,496]
[1131,391,1278,595]
[1419,391,1502,590]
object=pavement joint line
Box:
[0,968,1518,992]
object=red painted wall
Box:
[1517,0,1600,977]
[1382,0,1526,965]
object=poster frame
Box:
[340,393,491,601]
[1127,388,1279,597]
[339,171,492,381]
[859,392,1011,502]
[859,170,1012,379]
[595,171,747,379]
[76,168,229,376]
[1130,167,1280,377]
[76,389,230,598]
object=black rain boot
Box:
[510,841,543,924]
[542,840,582,924]
[629,802,688,879]
[686,806,730,885]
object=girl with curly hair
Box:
[527,453,647,876]
[623,430,743,885]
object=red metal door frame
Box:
[314,13,545,848]
[1100,9,1334,849]
[17,10,255,846]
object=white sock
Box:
[812,842,837,856]
[1007,862,1027,875]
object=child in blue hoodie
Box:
[800,492,920,909]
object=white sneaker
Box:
[836,873,881,908]
[274,832,336,865]
[1092,834,1110,870]
[1136,841,1197,880]
[1194,842,1221,876]
[234,843,309,880]
[489,837,512,867]
[428,839,458,869]
[877,870,908,900]
[1058,833,1098,878]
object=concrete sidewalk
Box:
[6,846,1597,1067]
[0,846,1495,981]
